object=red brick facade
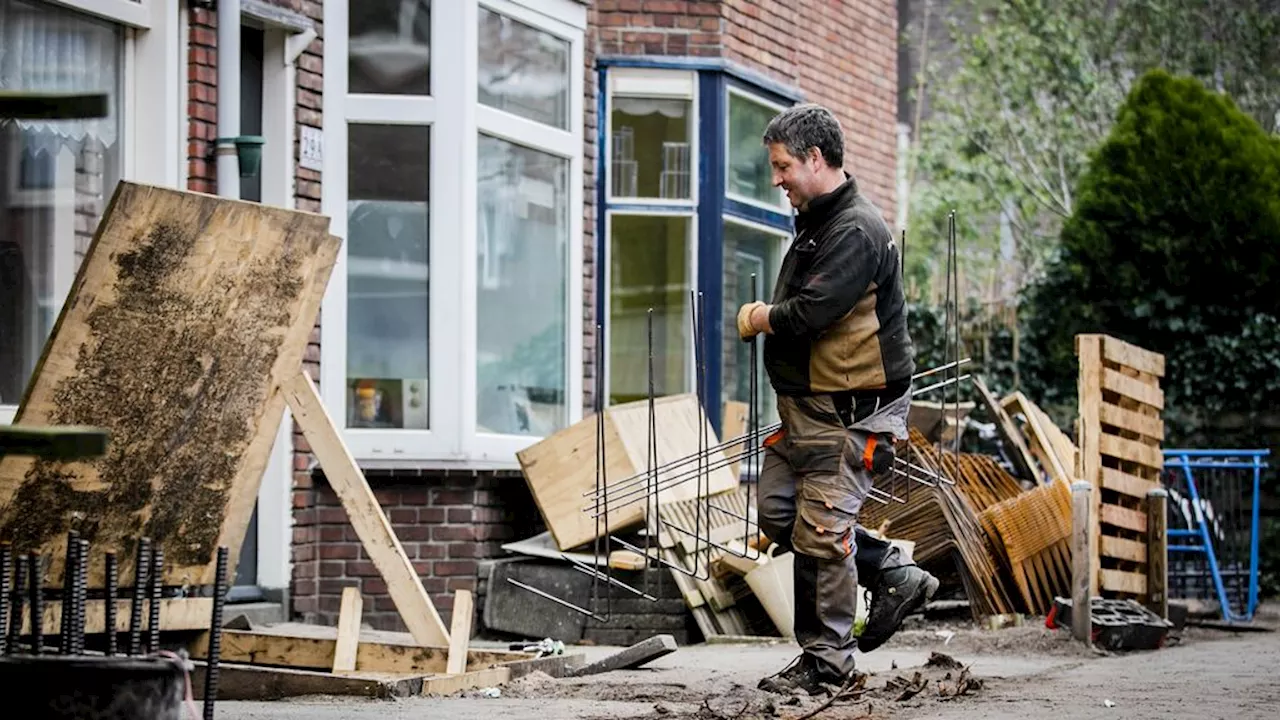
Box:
[593,0,900,220]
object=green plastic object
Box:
[235,135,266,179]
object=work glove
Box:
[737,301,766,340]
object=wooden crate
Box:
[516,393,739,552]
[1075,334,1165,600]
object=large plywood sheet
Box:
[0,182,338,588]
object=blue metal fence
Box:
[1162,449,1270,623]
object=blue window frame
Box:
[596,58,801,436]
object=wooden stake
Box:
[1071,481,1093,644]
[332,587,362,673]
[1146,487,1168,619]
[446,590,474,675]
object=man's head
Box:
[762,104,847,210]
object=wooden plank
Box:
[421,667,510,696]
[188,629,530,674]
[446,590,474,675]
[1100,569,1147,595]
[1100,504,1147,534]
[1098,403,1164,442]
[1100,467,1160,499]
[721,401,748,479]
[190,661,420,701]
[1076,334,1104,595]
[1101,336,1165,378]
[283,371,450,647]
[333,587,363,673]
[1100,535,1147,563]
[1102,369,1164,410]
[1099,434,1164,471]
[0,182,339,588]
[25,597,213,635]
[972,376,1039,482]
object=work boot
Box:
[858,565,940,653]
[757,654,845,696]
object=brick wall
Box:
[292,473,543,629]
[187,6,217,193]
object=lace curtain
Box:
[0,0,121,148]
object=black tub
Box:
[0,655,187,720]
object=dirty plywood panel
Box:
[0,182,339,588]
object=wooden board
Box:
[284,371,450,647]
[517,393,739,551]
[188,628,529,674]
[1075,334,1165,603]
[0,182,338,588]
[23,596,213,635]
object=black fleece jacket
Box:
[764,175,915,396]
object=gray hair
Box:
[761,103,844,168]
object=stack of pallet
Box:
[861,429,1023,618]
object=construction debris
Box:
[568,634,678,676]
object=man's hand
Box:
[737,301,770,340]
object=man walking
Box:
[737,104,938,695]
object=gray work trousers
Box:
[756,393,909,678]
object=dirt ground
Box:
[217,612,1280,720]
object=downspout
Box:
[215,0,242,198]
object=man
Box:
[737,104,938,695]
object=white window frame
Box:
[724,86,790,214]
[0,0,179,426]
[322,0,586,468]
[601,208,699,407]
[604,68,699,209]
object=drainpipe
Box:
[215,0,241,198]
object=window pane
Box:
[0,2,123,407]
[478,7,570,130]
[721,221,785,431]
[727,93,787,208]
[610,97,692,200]
[346,124,430,430]
[608,215,692,406]
[476,135,569,436]
[349,0,431,95]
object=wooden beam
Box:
[1101,336,1165,378]
[24,597,213,635]
[188,629,528,675]
[283,371,450,647]
[422,667,510,696]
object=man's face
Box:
[769,143,821,210]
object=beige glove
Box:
[737,301,767,340]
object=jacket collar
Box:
[796,173,858,232]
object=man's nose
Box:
[771,170,783,187]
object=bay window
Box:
[599,64,797,453]
[0,0,175,426]
[324,0,584,466]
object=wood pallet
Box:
[978,479,1073,615]
[1075,334,1166,601]
[861,430,1021,618]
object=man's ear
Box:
[806,146,824,168]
